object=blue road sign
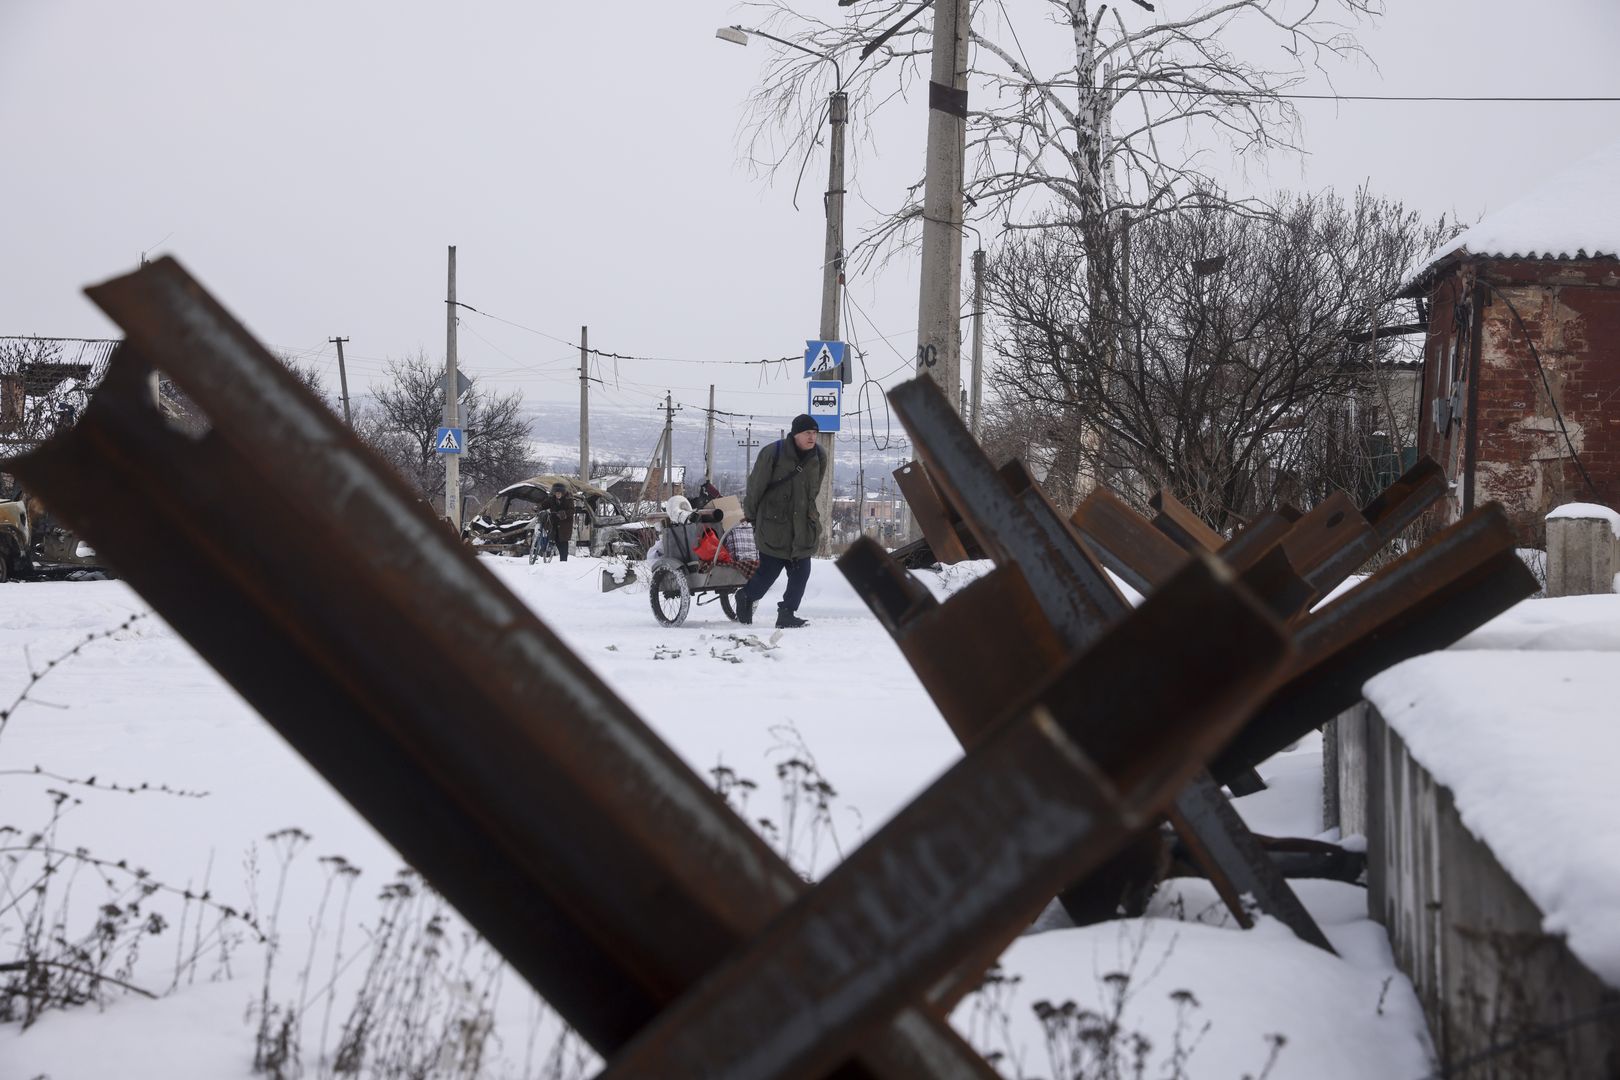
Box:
[434,426,464,454]
[807,380,842,432]
[803,340,847,379]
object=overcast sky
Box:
[3,0,1617,433]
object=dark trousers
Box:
[739,554,810,612]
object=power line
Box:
[450,300,798,369]
[1107,85,1620,104]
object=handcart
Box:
[645,509,751,627]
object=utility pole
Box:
[813,87,847,558]
[578,326,590,482]
[657,393,679,504]
[970,248,985,438]
[739,424,759,477]
[443,245,461,530]
[329,336,352,427]
[915,0,971,408]
[703,384,717,486]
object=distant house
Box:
[592,464,688,505]
[0,337,115,443]
[1401,142,1620,545]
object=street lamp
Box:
[717,24,846,557]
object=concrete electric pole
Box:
[704,384,717,486]
[970,247,985,438]
[443,245,461,530]
[814,87,847,558]
[915,0,971,404]
[716,24,844,557]
[329,336,353,427]
[578,326,590,482]
[739,424,759,477]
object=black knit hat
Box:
[790,413,819,436]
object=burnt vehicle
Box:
[0,492,26,582]
[0,487,107,582]
[463,475,652,560]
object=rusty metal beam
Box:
[887,379,1123,644]
[1362,456,1448,543]
[13,259,995,1080]
[601,555,1292,1080]
[1149,488,1224,552]
[1071,488,1186,596]
[869,381,1333,956]
[839,539,1069,750]
[893,460,970,564]
[1209,505,1536,784]
[1168,772,1333,951]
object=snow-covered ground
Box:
[0,556,1431,1078]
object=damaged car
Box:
[0,487,106,582]
[463,475,653,559]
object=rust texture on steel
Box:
[852,379,1331,953]
[1209,506,1537,784]
[1168,773,1334,951]
[11,259,998,1080]
[1071,488,1185,596]
[887,381,1124,647]
[893,460,970,564]
[1149,488,1224,552]
[602,554,1292,1080]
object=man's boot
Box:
[776,604,808,629]
[735,591,754,625]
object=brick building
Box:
[1401,143,1620,546]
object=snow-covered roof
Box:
[1401,138,1620,295]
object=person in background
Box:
[545,481,576,561]
[736,414,824,629]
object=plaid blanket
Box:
[720,522,760,578]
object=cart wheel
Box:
[648,561,692,627]
[718,589,741,622]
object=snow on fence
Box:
[1327,519,1620,1073]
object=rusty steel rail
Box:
[1208,506,1536,785]
[10,259,1000,1080]
[1071,488,1185,596]
[864,378,1333,955]
[1149,488,1225,552]
[601,554,1292,1080]
[893,460,970,564]
[888,382,1125,648]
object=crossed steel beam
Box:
[7,259,1306,1080]
[845,380,1537,954]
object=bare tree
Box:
[356,351,536,508]
[0,338,102,452]
[984,187,1447,526]
[734,0,1380,265]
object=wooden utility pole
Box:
[329,336,352,427]
[444,246,461,530]
[578,326,590,482]
[704,384,716,485]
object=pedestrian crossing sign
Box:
[803,339,846,380]
[434,426,464,455]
